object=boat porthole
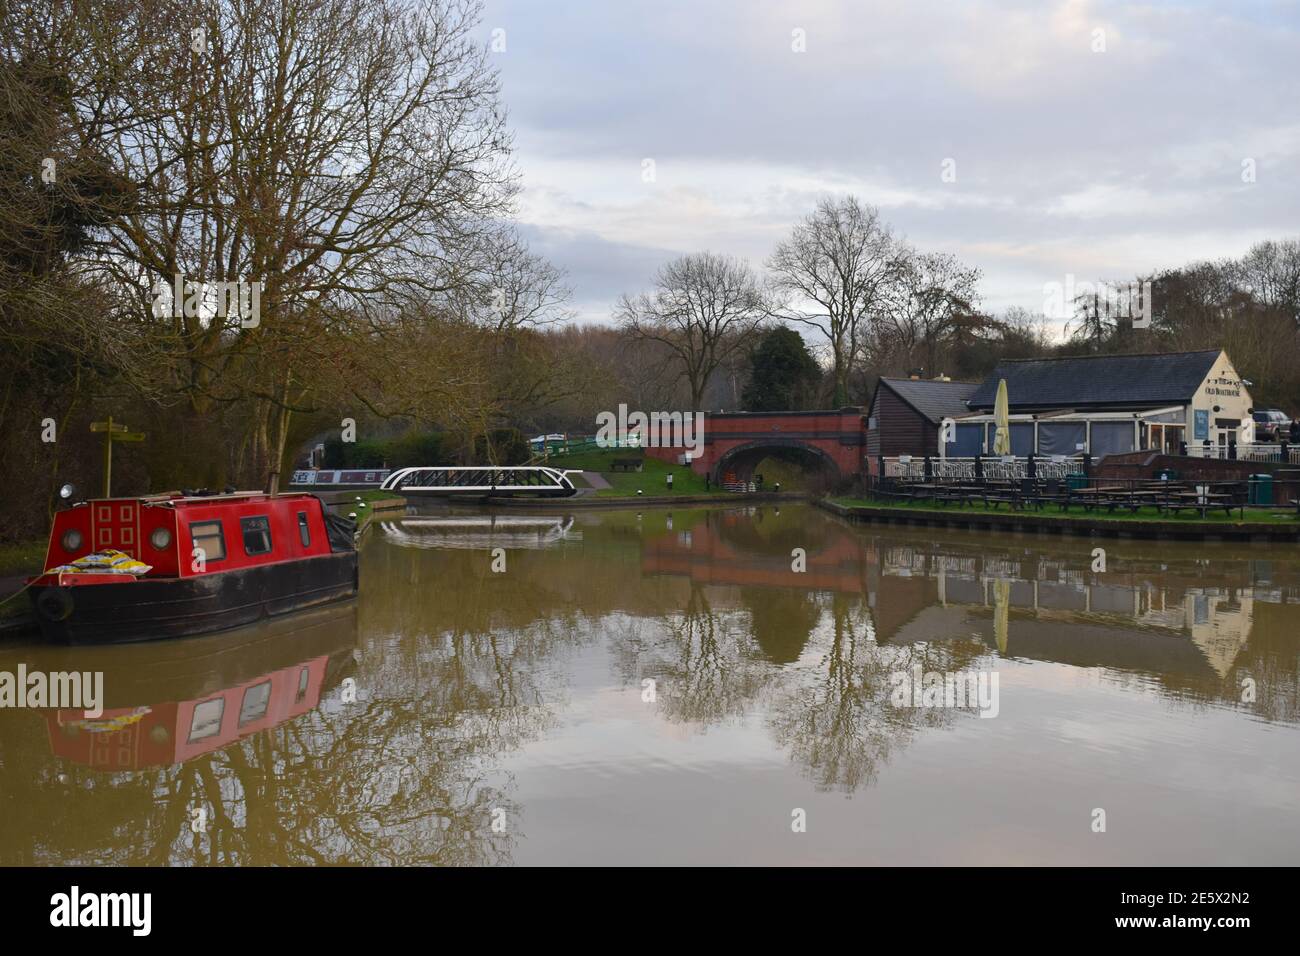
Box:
[60,529,83,552]
[150,527,172,550]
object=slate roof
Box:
[876,377,981,423]
[966,350,1222,411]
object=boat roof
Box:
[83,491,321,508]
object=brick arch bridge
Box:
[643,408,867,484]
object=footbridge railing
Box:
[380,465,581,497]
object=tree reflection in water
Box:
[0,592,559,865]
[625,507,1001,793]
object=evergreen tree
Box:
[742,327,821,411]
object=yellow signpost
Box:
[90,416,146,497]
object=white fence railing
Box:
[1187,443,1300,463]
[882,456,1084,480]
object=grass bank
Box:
[832,497,1299,524]
[824,497,1300,541]
[0,538,47,576]
[543,448,730,498]
[0,539,45,623]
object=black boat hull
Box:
[28,552,359,645]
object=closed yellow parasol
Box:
[992,378,1012,456]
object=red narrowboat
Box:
[27,491,357,644]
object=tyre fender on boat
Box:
[35,588,74,622]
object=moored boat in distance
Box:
[27,491,358,645]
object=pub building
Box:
[942,350,1255,459]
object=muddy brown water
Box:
[1,503,1296,865]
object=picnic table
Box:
[899,483,942,502]
[1099,487,1167,513]
[1159,490,1238,518]
[1067,486,1129,513]
[977,479,1044,511]
[941,483,987,506]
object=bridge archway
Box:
[712,439,842,487]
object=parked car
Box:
[1252,408,1292,441]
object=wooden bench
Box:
[609,458,644,472]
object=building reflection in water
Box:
[639,507,1299,728]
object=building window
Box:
[950,423,983,457]
[1037,421,1086,457]
[241,515,273,556]
[189,521,226,562]
[1090,421,1136,457]
[297,511,311,547]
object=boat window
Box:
[298,511,311,547]
[189,698,225,742]
[241,515,273,556]
[297,666,310,702]
[189,521,227,563]
[238,680,273,726]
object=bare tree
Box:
[450,224,573,333]
[11,0,518,489]
[767,196,901,405]
[878,248,981,375]
[1236,238,1300,323]
[617,252,767,410]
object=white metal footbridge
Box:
[380,465,582,498]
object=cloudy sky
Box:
[477,0,1300,331]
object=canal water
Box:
[2,503,1297,865]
